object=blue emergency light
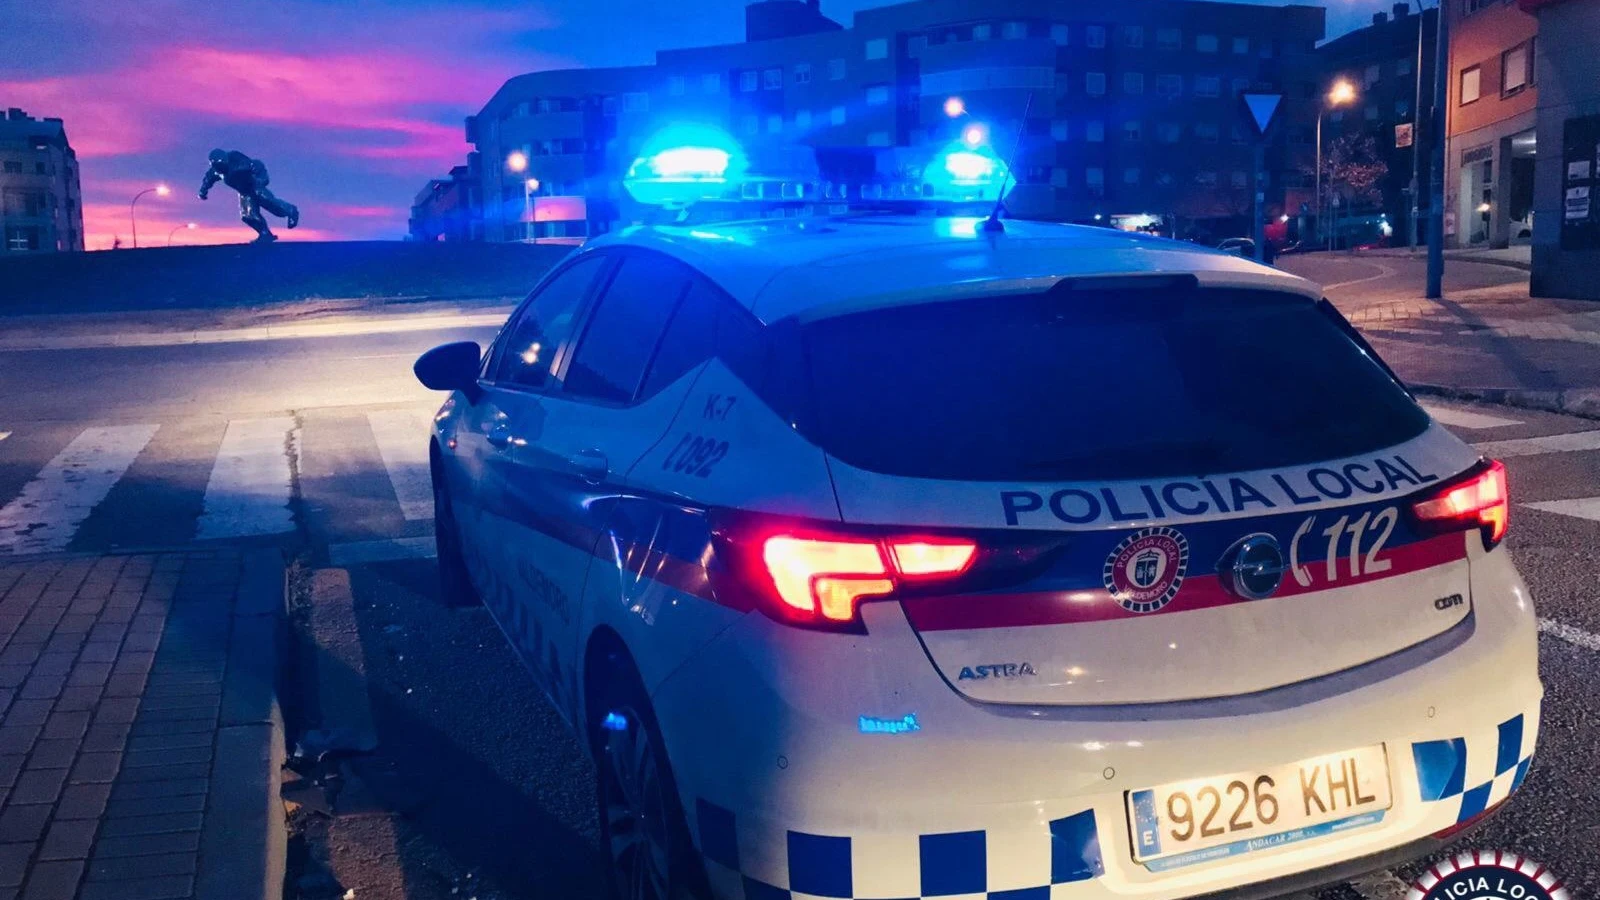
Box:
[624,125,749,206]
[923,138,1010,202]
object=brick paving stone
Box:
[9,769,67,805]
[102,673,148,698]
[114,762,209,784]
[39,711,90,741]
[16,676,63,703]
[20,858,84,900]
[79,724,131,754]
[37,819,96,861]
[105,793,206,818]
[0,805,50,843]
[122,746,210,769]
[0,756,21,792]
[98,812,203,838]
[110,778,207,801]
[25,740,82,770]
[91,698,139,726]
[0,726,40,755]
[49,686,102,714]
[0,843,30,887]
[125,732,212,753]
[79,875,192,900]
[53,783,112,820]
[0,669,27,690]
[130,717,213,738]
[86,851,195,881]
[67,753,122,784]
[90,830,199,859]
[75,643,120,665]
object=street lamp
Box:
[1405,1,1437,250]
[943,96,966,118]
[129,184,170,249]
[167,222,197,246]
[1316,79,1357,251]
[522,177,541,241]
[961,123,988,148]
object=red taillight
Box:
[709,511,983,629]
[1411,459,1509,550]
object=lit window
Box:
[1086,72,1107,95]
[1050,167,1070,187]
[1122,25,1144,48]
[763,68,783,90]
[1086,167,1105,188]
[624,92,649,112]
[1124,72,1144,94]
[1502,43,1529,94]
[1051,120,1070,140]
[867,130,891,146]
[1124,167,1140,184]
[1157,74,1183,96]
[829,58,847,80]
[1397,99,1411,117]
[794,62,812,84]
[1231,77,1250,95]
[668,76,685,96]
[1365,64,1381,87]
[1196,34,1218,53]
[796,110,813,130]
[1158,122,1180,143]
[1086,120,1105,142]
[740,70,758,92]
[1004,21,1027,39]
[1123,120,1142,142]
[1231,171,1248,188]
[1086,25,1106,48]
[767,115,783,134]
[1156,28,1181,49]
[1194,76,1220,97]
[1398,57,1413,76]
[1232,36,1249,54]
[866,37,888,59]
[867,84,891,105]
[1195,123,1219,143]
[1460,65,1481,104]
[830,106,846,125]
[702,73,723,93]
[973,23,992,40]
[1196,170,1218,185]
[1050,24,1069,45]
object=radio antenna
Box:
[981,92,1032,234]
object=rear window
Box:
[797,285,1428,481]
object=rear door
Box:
[797,282,1484,705]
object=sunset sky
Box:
[3,0,1399,250]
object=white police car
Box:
[414,217,1541,900]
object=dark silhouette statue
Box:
[198,149,300,243]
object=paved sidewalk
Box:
[0,550,284,900]
[1359,244,1533,271]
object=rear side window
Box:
[639,280,722,399]
[493,255,606,389]
[798,286,1428,481]
[562,253,691,403]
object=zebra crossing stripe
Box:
[1475,430,1600,458]
[196,417,298,540]
[366,409,435,521]
[0,424,159,555]
[1420,404,1521,430]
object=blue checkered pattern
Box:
[1411,711,1535,825]
[695,798,1103,900]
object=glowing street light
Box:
[525,178,540,192]
[1328,79,1357,106]
[961,123,987,148]
[943,96,966,118]
[506,151,528,173]
[129,184,170,249]
[1317,78,1359,250]
[167,221,197,246]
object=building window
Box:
[1123,120,1142,142]
[1003,21,1027,39]
[1232,36,1249,55]
[1195,123,1219,143]
[794,62,813,84]
[1463,0,1496,14]
[1194,75,1220,97]
[830,105,846,125]
[1398,57,1412,76]
[1460,65,1481,104]
[1051,120,1070,140]
[1231,76,1251,95]
[1158,171,1174,185]
[1086,167,1105,191]
[624,92,649,112]
[1231,171,1249,188]
[865,38,888,59]
[829,58,847,80]
[1124,167,1141,184]
[702,73,723,93]
[1124,72,1144,94]
[1230,125,1247,144]
[1259,40,1274,58]
[867,131,891,147]
[1122,25,1144,48]
[1086,25,1106,48]
[1156,74,1183,97]
[1397,99,1411,117]
[1196,34,1218,53]
[1157,122,1181,143]
[1364,64,1381,87]
[1086,72,1107,95]
[1196,171,1218,185]
[1086,120,1105,142]
[762,115,780,134]
[1050,24,1069,45]
[602,96,618,116]
[796,110,813,130]
[668,76,686,96]
[1,161,19,174]
[763,68,783,90]
[740,114,759,135]
[1050,167,1070,187]
[970,23,991,40]
[739,70,758,92]
[1156,27,1181,49]
[1502,42,1529,95]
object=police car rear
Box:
[654,232,1540,898]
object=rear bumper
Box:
[651,552,1541,899]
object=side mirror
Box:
[414,342,482,399]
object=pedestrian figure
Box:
[198,149,300,243]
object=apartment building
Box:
[0,108,83,253]
[459,0,1326,240]
[1445,0,1539,248]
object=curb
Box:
[1409,382,1600,421]
[196,548,289,900]
[1357,249,1533,272]
[0,308,515,352]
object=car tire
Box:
[431,456,480,609]
[589,651,704,900]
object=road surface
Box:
[2,315,1599,899]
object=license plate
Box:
[1127,745,1391,872]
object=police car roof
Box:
[580,216,1321,323]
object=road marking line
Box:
[1474,430,1600,458]
[1524,496,1600,522]
[328,536,436,566]
[1539,617,1600,652]
[1420,404,1522,430]
[1321,261,1396,290]
[197,417,298,540]
[366,409,435,521]
[0,424,159,555]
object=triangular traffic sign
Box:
[1242,93,1283,136]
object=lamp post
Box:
[524,178,540,242]
[130,184,170,249]
[167,222,197,246]
[506,151,529,241]
[1316,79,1357,251]
[1406,1,1434,250]
[1425,1,1449,299]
